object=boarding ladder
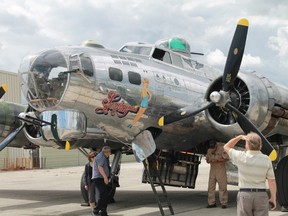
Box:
[143,160,174,216]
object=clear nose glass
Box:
[19,49,68,110]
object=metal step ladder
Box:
[143,160,174,216]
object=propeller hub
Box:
[210,91,221,103]
[209,90,231,108]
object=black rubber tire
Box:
[80,171,89,204]
[276,155,288,207]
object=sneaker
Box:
[221,205,227,209]
[206,204,217,208]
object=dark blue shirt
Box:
[92,152,110,179]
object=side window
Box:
[163,52,172,64]
[128,71,141,85]
[171,53,183,68]
[152,48,172,64]
[182,58,193,70]
[80,56,94,77]
[109,67,123,81]
[152,48,165,60]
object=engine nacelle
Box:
[205,71,288,139]
[0,101,31,148]
[40,109,87,141]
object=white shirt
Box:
[228,149,275,188]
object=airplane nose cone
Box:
[210,91,221,103]
[19,49,69,111]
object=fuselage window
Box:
[80,56,94,77]
[109,67,123,81]
[128,71,141,85]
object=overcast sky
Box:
[0,0,287,85]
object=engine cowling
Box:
[205,72,288,139]
[0,101,30,148]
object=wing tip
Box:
[238,18,249,27]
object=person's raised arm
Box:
[224,135,246,153]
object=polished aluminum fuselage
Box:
[17,44,288,151]
[57,46,217,150]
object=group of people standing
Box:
[84,146,112,216]
[206,132,277,216]
[84,132,276,216]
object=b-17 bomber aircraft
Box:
[1,18,288,213]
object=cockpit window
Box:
[80,55,94,77]
[171,53,183,68]
[152,48,172,64]
[120,45,152,56]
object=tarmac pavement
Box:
[0,160,286,216]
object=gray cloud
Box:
[0,0,287,85]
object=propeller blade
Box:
[223,18,249,91]
[225,102,277,161]
[65,141,71,151]
[0,84,7,99]
[0,124,25,151]
[158,102,214,126]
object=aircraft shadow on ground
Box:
[0,189,81,211]
[0,189,238,216]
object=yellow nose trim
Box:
[158,117,164,127]
[269,149,277,161]
[238,18,249,27]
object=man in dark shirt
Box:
[92,146,111,216]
